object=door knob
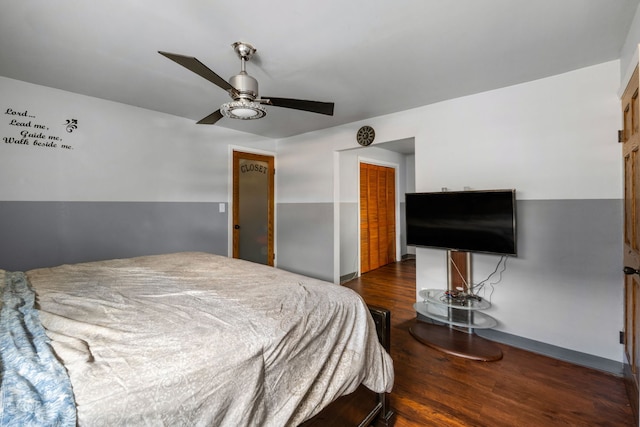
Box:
[234,225,240,229]
[623,266,640,275]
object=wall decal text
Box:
[3,108,78,150]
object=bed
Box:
[0,252,394,426]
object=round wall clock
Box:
[356,125,375,146]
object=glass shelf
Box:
[414,301,498,329]
[419,288,491,310]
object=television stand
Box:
[411,289,502,361]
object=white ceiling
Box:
[1,0,638,139]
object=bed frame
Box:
[300,306,395,426]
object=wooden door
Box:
[621,65,640,422]
[232,151,275,266]
[360,163,396,274]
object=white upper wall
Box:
[279,60,621,202]
[413,61,621,199]
[0,76,274,202]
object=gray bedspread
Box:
[25,252,394,426]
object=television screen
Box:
[405,189,517,256]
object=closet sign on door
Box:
[240,162,268,174]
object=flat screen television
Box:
[405,189,517,256]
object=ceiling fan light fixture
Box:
[220,100,267,120]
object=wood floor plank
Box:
[343,259,635,427]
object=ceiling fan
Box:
[159,42,335,125]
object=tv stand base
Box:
[410,321,503,361]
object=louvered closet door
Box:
[360,163,396,274]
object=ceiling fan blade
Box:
[263,97,334,116]
[196,110,224,125]
[159,51,235,93]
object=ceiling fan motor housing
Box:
[229,72,258,101]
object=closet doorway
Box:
[232,151,274,266]
[360,162,396,274]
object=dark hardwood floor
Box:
[343,258,635,427]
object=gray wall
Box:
[339,202,359,280]
[0,201,228,271]
[417,198,623,360]
[277,202,333,282]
